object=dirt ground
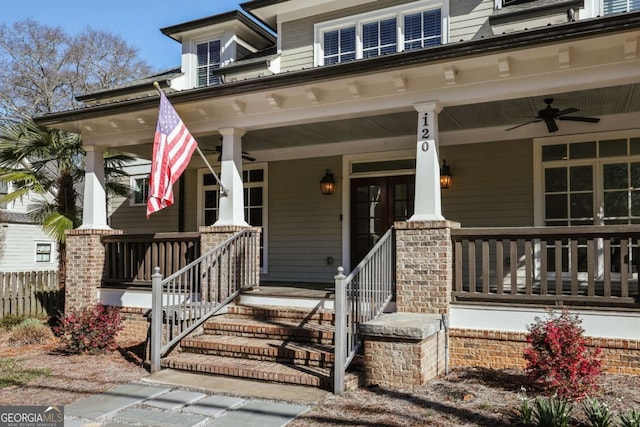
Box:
[0,331,638,426]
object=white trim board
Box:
[451,304,640,340]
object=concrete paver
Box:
[114,407,209,427]
[65,384,171,420]
[210,399,310,427]
[143,390,207,410]
[181,395,246,418]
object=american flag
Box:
[147,91,197,217]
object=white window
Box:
[315,1,447,66]
[603,0,640,14]
[0,181,7,209]
[197,40,222,87]
[35,243,52,263]
[197,165,268,272]
[130,176,149,206]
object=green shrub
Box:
[0,314,28,330]
[53,304,123,354]
[582,398,613,427]
[619,409,640,427]
[7,318,54,345]
[533,396,573,427]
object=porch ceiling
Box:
[236,83,640,153]
[116,83,640,160]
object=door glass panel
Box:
[570,166,593,191]
[599,139,627,157]
[545,194,567,219]
[603,163,628,189]
[604,191,628,217]
[542,144,567,161]
[570,193,593,219]
[570,142,596,159]
[545,168,567,192]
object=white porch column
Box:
[214,127,248,226]
[411,101,444,221]
[79,145,110,230]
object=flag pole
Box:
[152,82,228,197]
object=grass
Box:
[0,357,51,387]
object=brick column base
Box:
[65,228,122,313]
[395,220,460,314]
[361,313,445,389]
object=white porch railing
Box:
[150,229,260,372]
[334,227,395,394]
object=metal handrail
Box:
[334,226,395,393]
[150,229,259,372]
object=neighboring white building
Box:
[0,182,58,272]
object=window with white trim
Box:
[35,243,52,263]
[537,135,640,276]
[199,166,267,271]
[0,181,7,209]
[315,1,446,66]
[197,40,221,87]
[130,176,149,206]
[603,0,640,14]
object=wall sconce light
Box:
[440,160,452,189]
[320,169,336,195]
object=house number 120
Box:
[420,112,430,152]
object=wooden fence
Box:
[0,270,61,317]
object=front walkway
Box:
[63,370,325,427]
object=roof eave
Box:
[34,12,640,127]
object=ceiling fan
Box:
[505,98,600,133]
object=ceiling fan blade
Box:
[558,116,600,123]
[545,119,559,133]
[242,153,256,162]
[505,119,542,131]
[556,107,579,116]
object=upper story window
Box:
[197,40,221,87]
[315,1,446,67]
[603,0,640,14]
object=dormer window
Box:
[197,40,222,87]
[315,1,447,67]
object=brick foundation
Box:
[450,328,640,375]
[65,228,122,313]
[395,220,460,314]
[117,306,150,344]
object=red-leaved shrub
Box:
[54,304,123,354]
[524,309,602,400]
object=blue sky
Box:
[3,0,244,71]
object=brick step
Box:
[180,334,335,368]
[203,315,335,344]
[227,304,335,325]
[161,353,332,388]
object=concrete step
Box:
[203,315,335,345]
[161,353,332,388]
[180,334,335,368]
[227,304,335,325]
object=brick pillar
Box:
[199,225,261,296]
[65,228,123,313]
[395,220,460,314]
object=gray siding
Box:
[280,0,416,72]
[450,0,494,41]
[280,0,494,72]
[440,139,533,227]
[264,156,342,283]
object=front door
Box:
[351,175,415,267]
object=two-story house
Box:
[34,0,640,389]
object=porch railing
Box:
[150,229,260,372]
[452,226,640,306]
[334,226,395,394]
[102,233,200,286]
